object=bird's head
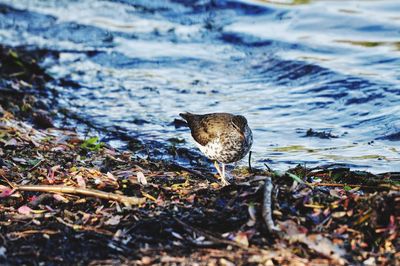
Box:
[231,115,248,138]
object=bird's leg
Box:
[213,161,223,177]
[213,161,229,185]
[220,163,230,186]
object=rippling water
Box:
[1,0,399,172]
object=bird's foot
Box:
[220,177,230,186]
[213,161,230,186]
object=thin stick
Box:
[7,229,59,240]
[264,163,272,172]
[16,185,146,207]
[311,183,361,188]
[310,182,398,190]
[0,175,15,188]
[55,217,114,236]
[28,159,44,171]
[262,177,280,232]
[248,151,252,173]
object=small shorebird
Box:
[179,112,253,185]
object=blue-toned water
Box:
[0,0,399,172]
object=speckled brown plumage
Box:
[180,112,253,185]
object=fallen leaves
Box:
[279,220,347,265]
[0,101,399,265]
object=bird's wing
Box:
[191,114,231,146]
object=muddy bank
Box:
[0,46,399,265]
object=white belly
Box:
[196,138,224,161]
[194,127,253,164]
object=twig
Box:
[248,151,252,173]
[16,185,146,207]
[262,177,280,232]
[28,159,44,171]
[0,175,15,188]
[264,163,272,172]
[55,217,114,236]
[315,215,332,231]
[7,229,59,240]
[174,217,249,249]
[310,182,399,190]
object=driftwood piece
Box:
[262,176,280,232]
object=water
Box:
[0,0,399,172]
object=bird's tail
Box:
[179,112,194,122]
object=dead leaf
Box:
[106,172,117,181]
[233,231,249,247]
[186,193,196,203]
[247,204,257,226]
[280,220,347,265]
[0,185,14,198]
[105,215,121,226]
[53,194,69,203]
[363,257,376,266]
[76,175,86,188]
[332,211,347,218]
[18,205,33,215]
[0,246,6,258]
[279,220,308,235]
[171,232,183,240]
[5,138,18,147]
[219,258,235,266]
[137,171,147,185]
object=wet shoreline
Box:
[1,0,399,172]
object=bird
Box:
[179,112,253,185]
